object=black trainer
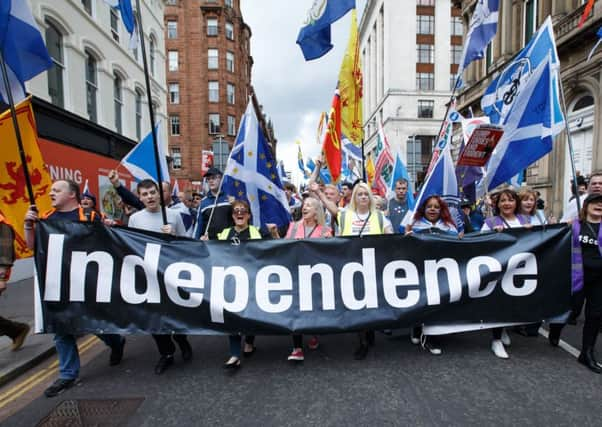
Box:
[353,344,369,360]
[109,337,126,366]
[179,340,192,362]
[154,355,174,375]
[44,378,77,398]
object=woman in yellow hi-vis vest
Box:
[217,200,262,369]
[337,182,393,360]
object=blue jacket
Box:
[193,192,233,240]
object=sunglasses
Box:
[233,208,249,215]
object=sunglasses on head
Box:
[233,208,248,214]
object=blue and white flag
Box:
[104,0,138,50]
[481,16,564,134]
[121,122,170,183]
[457,0,500,76]
[587,26,602,62]
[171,179,180,204]
[389,153,415,210]
[296,0,355,61]
[478,56,554,195]
[222,101,291,228]
[307,157,333,184]
[0,0,53,104]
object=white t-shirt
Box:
[561,194,586,222]
[128,208,187,237]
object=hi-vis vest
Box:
[338,210,384,236]
[286,221,331,239]
[41,206,97,222]
[217,225,262,241]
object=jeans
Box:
[228,335,255,358]
[55,333,122,380]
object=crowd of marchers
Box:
[1,164,600,398]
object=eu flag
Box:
[222,101,291,228]
[296,0,355,61]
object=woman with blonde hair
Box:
[337,182,393,359]
[270,196,332,361]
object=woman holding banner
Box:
[217,199,262,370]
[271,196,332,362]
[481,188,532,359]
[337,182,393,360]
[405,195,459,355]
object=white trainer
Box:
[501,329,511,346]
[491,339,509,359]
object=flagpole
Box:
[0,57,36,207]
[557,76,582,212]
[361,138,366,182]
[134,0,167,225]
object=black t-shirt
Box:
[47,209,82,221]
[579,221,602,280]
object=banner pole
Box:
[361,138,366,182]
[557,76,582,212]
[134,0,168,225]
[0,57,36,207]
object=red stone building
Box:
[164,0,274,182]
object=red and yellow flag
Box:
[578,0,595,28]
[366,153,375,188]
[0,98,52,258]
[338,9,363,147]
[322,91,342,182]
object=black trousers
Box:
[152,334,190,356]
[0,317,26,339]
[582,277,602,350]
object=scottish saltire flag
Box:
[104,0,138,50]
[587,26,602,62]
[296,0,355,60]
[277,161,287,183]
[171,179,180,204]
[389,154,415,209]
[457,0,500,76]
[0,0,53,104]
[222,101,291,228]
[121,122,170,183]
[296,142,307,176]
[481,17,564,134]
[478,56,554,195]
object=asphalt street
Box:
[0,324,600,426]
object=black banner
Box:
[34,221,572,335]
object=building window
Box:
[208,81,219,102]
[209,113,220,134]
[208,49,218,69]
[168,50,179,71]
[227,115,236,136]
[225,22,234,40]
[417,15,434,35]
[150,36,156,75]
[170,115,180,136]
[524,0,538,45]
[417,44,434,63]
[417,0,434,5]
[417,100,434,118]
[171,147,182,170]
[169,83,180,104]
[45,21,64,108]
[207,18,218,36]
[416,73,434,91]
[166,0,177,5]
[213,138,230,171]
[110,8,119,42]
[85,51,97,123]
[486,42,493,72]
[113,74,123,133]
[226,51,234,72]
[81,0,92,16]
[451,16,463,36]
[227,83,235,104]
[450,74,458,90]
[225,0,233,7]
[135,89,143,140]
[450,45,462,65]
[167,21,177,39]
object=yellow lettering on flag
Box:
[338,9,363,147]
[0,98,52,258]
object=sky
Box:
[240,0,366,183]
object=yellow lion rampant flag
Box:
[338,9,363,147]
[0,98,52,258]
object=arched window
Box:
[114,73,123,133]
[573,95,594,112]
[45,21,64,108]
[85,51,98,123]
[135,88,143,140]
[149,35,156,76]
